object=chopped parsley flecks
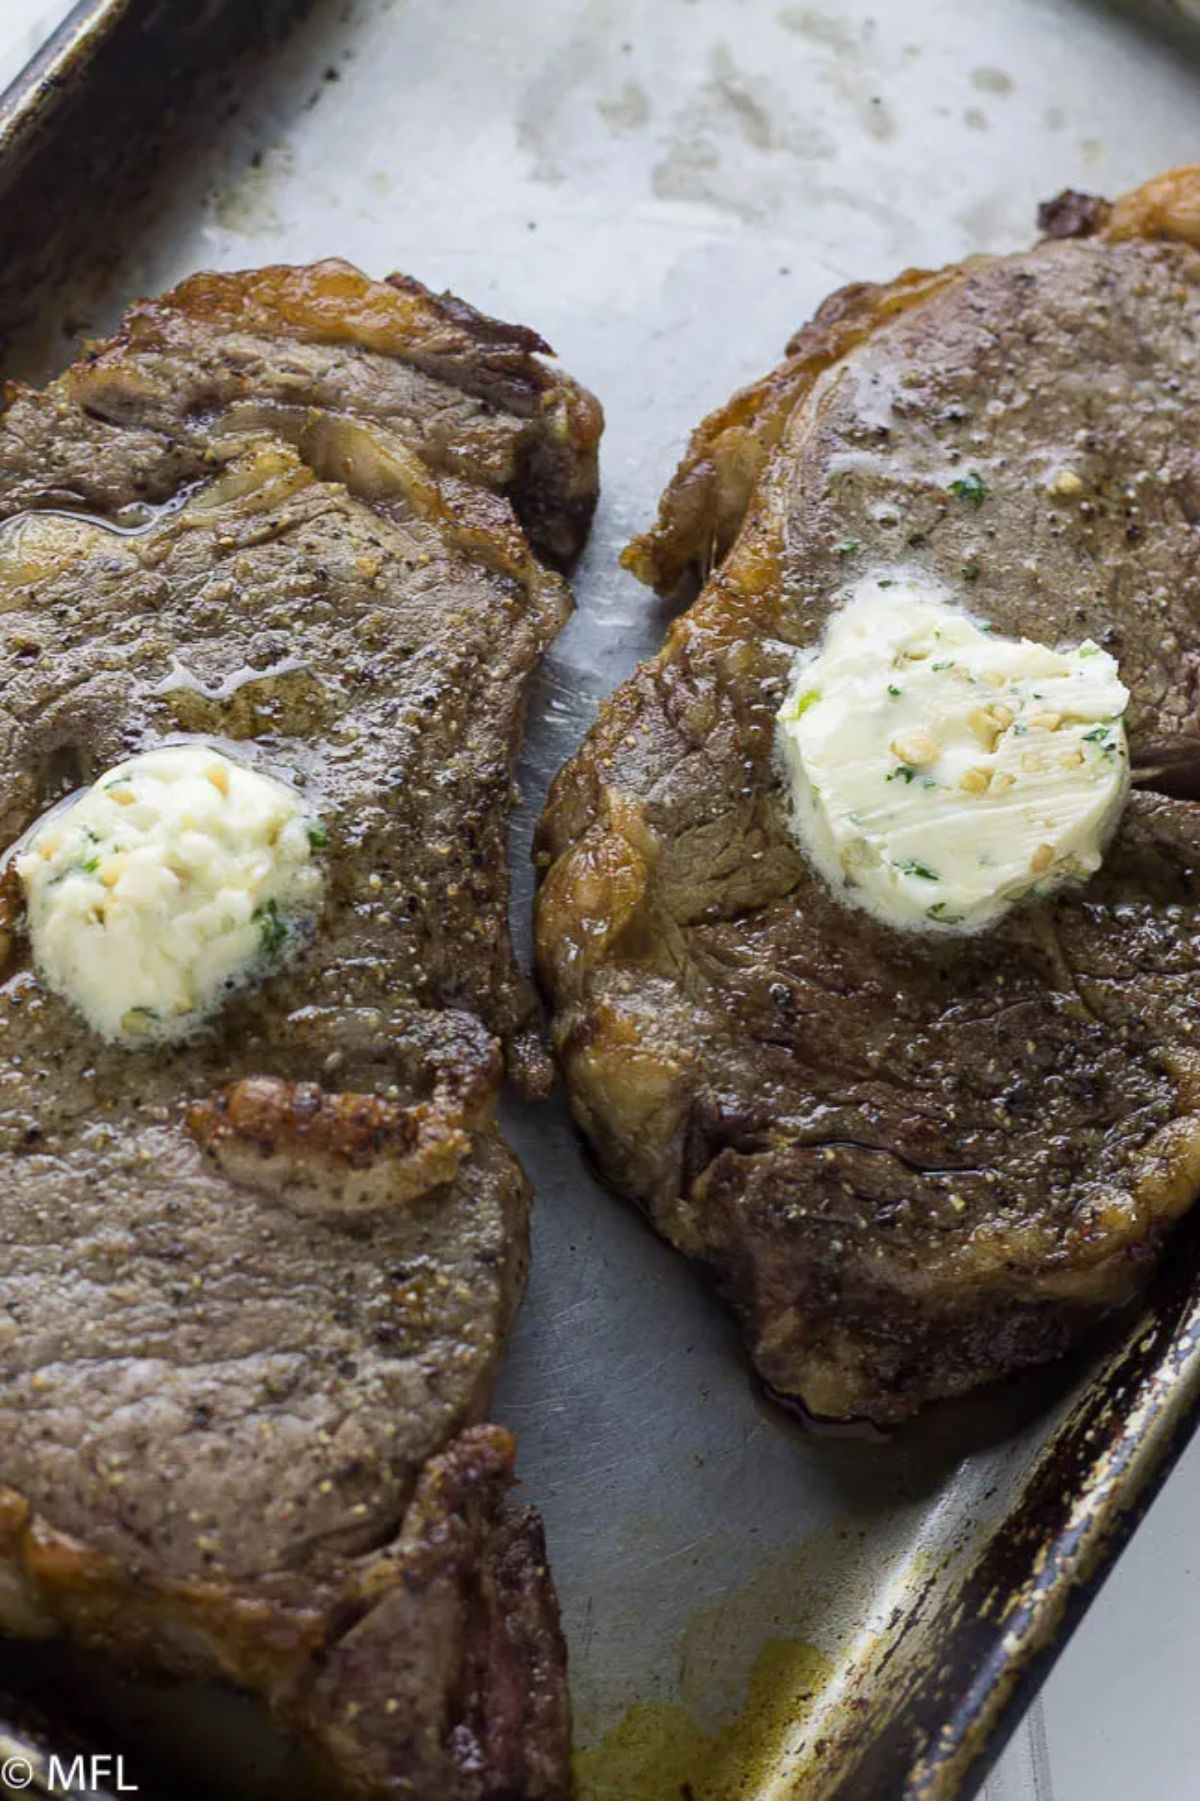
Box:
[1083,725,1119,761]
[887,683,902,697]
[896,858,939,880]
[927,901,964,921]
[49,853,102,887]
[792,689,820,718]
[931,660,953,671]
[254,899,288,957]
[307,823,329,849]
[886,765,917,784]
[948,471,988,504]
[834,539,862,556]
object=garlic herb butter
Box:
[776,576,1130,933]
[16,745,324,1043]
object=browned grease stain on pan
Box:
[574,1637,833,1801]
[571,1507,970,1801]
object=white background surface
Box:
[983,1429,1200,1801]
[0,0,68,94]
[3,3,1200,1798]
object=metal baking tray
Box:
[2,1,1200,1796]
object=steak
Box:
[537,166,1200,1425]
[0,262,601,1795]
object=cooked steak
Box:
[537,166,1200,1424]
[0,262,600,1795]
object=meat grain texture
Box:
[0,261,601,1797]
[538,166,1200,1425]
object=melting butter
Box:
[15,745,325,1044]
[776,576,1130,933]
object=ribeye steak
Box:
[537,167,1200,1424]
[0,260,601,1796]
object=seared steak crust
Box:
[1,261,600,571]
[0,263,598,1795]
[538,167,1200,1423]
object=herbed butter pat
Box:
[16,745,325,1043]
[776,577,1130,933]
